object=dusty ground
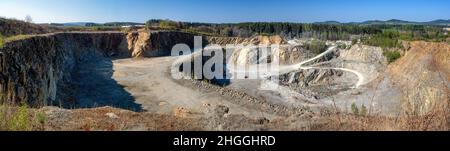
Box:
[111,57,288,119]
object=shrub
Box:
[384,51,401,63]
[337,43,348,49]
[305,40,327,54]
[35,111,47,125]
[351,102,359,115]
[360,105,368,116]
[91,26,100,31]
[351,103,369,116]
[9,105,31,131]
[0,102,47,131]
[159,20,180,29]
[351,38,358,45]
[0,34,4,48]
[0,105,5,128]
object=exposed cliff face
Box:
[0,35,59,106]
[126,31,200,57]
[207,35,285,46]
[338,44,388,83]
[126,31,286,58]
[0,32,128,106]
[222,36,311,67]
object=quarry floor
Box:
[109,57,282,119]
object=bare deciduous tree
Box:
[25,15,33,23]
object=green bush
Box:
[351,103,359,115]
[351,38,358,45]
[0,104,47,131]
[9,105,31,131]
[35,111,47,125]
[363,30,402,49]
[0,105,5,128]
[91,27,100,31]
[0,34,4,48]
[351,103,369,116]
[305,40,327,54]
[159,20,180,29]
[337,43,348,49]
[384,51,401,63]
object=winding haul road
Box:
[226,45,366,88]
[170,40,367,89]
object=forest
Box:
[145,19,449,44]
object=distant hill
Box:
[55,22,144,27]
[355,19,450,26]
[59,22,97,26]
[314,21,341,25]
[359,19,413,25]
[103,22,144,27]
[314,19,450,26]
[423,19,450,26]
[57,19,449,27]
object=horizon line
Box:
[27,18,449,24]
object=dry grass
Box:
[0,34,35,48]
[314,105,448,131]
[0,104,47,131]
[314,73,449,131]
[4,34,34,42]
[42,107,203,131]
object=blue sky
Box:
[0,0,449,23]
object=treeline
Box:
[85,22,144,27]
[359,27,448,63]
[215,22,381,40]
[145,19,449,43]
[362,29,403,49]
[145,19,381,40]
[362,26,448,50]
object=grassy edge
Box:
[0,98,47,131]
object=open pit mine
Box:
[0,30,448,130]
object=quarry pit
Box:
[1,30,448,130]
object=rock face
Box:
[280,69,345,87]
[0,32,128,106]
[338,44,387,83]
[127,31,201,57]
[127,31,287,58]
[225,36,307,67]
[207,35,286,46]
